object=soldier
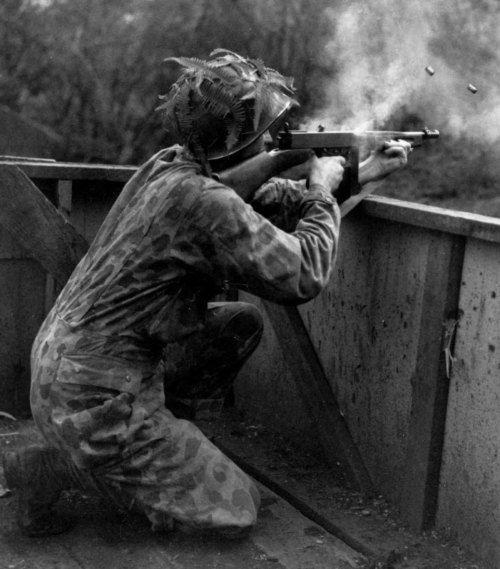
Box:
[3,50,411,538]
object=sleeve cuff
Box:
[301,183,336,207]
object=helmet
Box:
[158,49,297,163]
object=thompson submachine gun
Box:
[276,125,440,203]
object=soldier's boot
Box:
[3,445,83,537]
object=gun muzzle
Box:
[422,128,440,139]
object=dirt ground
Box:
[0,411,488,569]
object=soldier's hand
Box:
[359,139,412,184]
[380,139,412,175]
[308,155,346,194]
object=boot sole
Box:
[20,512,75,537]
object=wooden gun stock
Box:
[214,149,313,202]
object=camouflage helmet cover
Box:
[158,49,298,162]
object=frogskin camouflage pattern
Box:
[30,145,341,535]
[163,300,264,418]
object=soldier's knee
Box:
[209,301,263,340]
[226,302,264,347]
[214,475,260,538]
[244,303,264,341]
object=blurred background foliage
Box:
[1,0,499,214]
[0,0,337,164]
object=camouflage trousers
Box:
[30,301,263,535]
[163,301,264,418]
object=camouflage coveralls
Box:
[30,146,340,534]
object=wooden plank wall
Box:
[437,237,500,568]
[0,227,47,415]
[70,180,123,241]
[237,216,434,509]
[1,162,500,566]
[0,178,59,416]
[0,165,129,417]
[235,200,500,568]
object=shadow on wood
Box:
[264,301,374,496]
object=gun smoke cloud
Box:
[309,0,500,146]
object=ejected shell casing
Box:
[467,83,478,94]
[425,66,435,76]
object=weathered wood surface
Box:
[400,232,465,530]
[362,195,500,244]
[297,222,467,531]
[0,159,135,183]
[437,237,500,568]
[264,301,374,496]
[0,165,88,287]
[0,481,364,569]
[69,180,121,243]
[296,219,429,505]
[0,249,47,415]
[240,215,471,531]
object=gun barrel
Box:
[363,129,440,140]
[361,129,439,149]
[277,128,440,151]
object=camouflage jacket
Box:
[54,146,341,355]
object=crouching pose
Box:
[3,50,411,538]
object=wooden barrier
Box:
[0,160,132,418]
[236,200,500,568]
[1,159,499,567]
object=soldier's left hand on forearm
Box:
[358,139,412,185]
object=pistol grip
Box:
[330,146,359,205]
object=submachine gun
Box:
[276,125,440,203]
[216,125,439,206]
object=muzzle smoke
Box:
[308,0,500,146]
